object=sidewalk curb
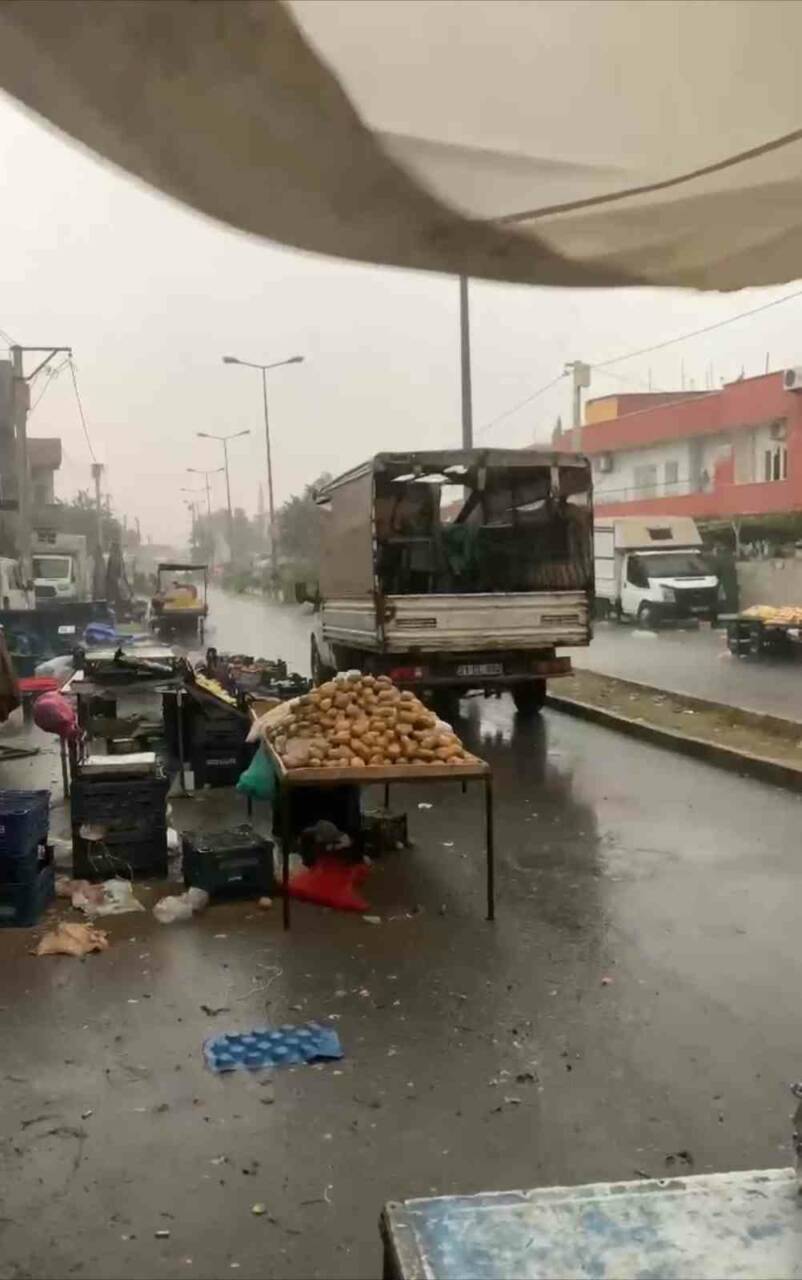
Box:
[546,692,802,793]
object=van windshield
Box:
[33,556,71,580]
[636,552,713,580]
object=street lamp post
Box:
[222,354,304,596]
[196,430,249,563]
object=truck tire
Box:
[512,680,546,716]
[310,636,335,686]
[637,602,659,631]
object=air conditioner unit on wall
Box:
[597,453,614,473]
[783,368,802,391]
[770,419,787,440]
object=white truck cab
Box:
[594,516,720,628]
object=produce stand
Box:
[727,610,802,657]
[263,740,494,930]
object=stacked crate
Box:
[190,701,254,788]
[0,789,54,927]
[71,771,169,880]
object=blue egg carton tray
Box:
[203,1021,343,1073]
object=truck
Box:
[310,448,594,714]
[594,515,720,628]
[32,532,92,605]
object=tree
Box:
[277,474,330,580]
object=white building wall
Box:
[590,438,695,505]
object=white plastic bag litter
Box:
[153,887,209,924]
[72,877,145,916]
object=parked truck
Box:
[594,515,720,628]
[311,448,594,714]
[32,532,92,605]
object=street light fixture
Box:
[222,354,305,593]
[196,430,250,561]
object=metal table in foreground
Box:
[381,1169,802,1280]
[264,748,494,930]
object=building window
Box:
[664,460,679,492]
[633,463,658,500]
[763,445,788,482]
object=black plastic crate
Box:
[72,827,167,881]
[0,837,50,885]
[182,825,274,899]
[0,847,55,927]
[192,740,255,789]
[0,789,50,859]
[71,772,169,824]
[361,809,410,856]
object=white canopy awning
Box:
[1,0,801,291]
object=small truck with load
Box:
[594,515,720,628]
[311,448,594,714]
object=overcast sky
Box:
[2,89,802,546]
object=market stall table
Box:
[264,741,494,930]
[380,1168,802,1280]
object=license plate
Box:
[456,662,503,677]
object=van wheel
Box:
[512,680,546,716]
[637,603,658,630]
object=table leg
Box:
[485,775,495,922]
[176,689,188,795]
[60,737,70,800]
[383,782,390,809]
[281,788,291,930]
[246,795,253,819]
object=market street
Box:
[0,595,800,1280]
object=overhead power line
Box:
[593,285,802,370]
[68,358,98,463]
[479,284,802,439]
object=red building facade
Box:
[569,372,802,524]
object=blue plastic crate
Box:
[0,853,55,927]
[0,789,50,859]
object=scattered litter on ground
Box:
[35,922,109,957]
[166,827,181,852]
[204,1022,343,1073]
[442,841,454,847]
[201,1004,231,1017]
[289,855,370,913]
[362,915,381,925]
[155,1229,171,1239]
[251,1203,267,1216]
[257,897,272,910]
[80,1109,93,1119]
[73,878,144,917]
[417,803,433,810]
[600,975,613,986]
[153,887,209,924]
[665,1149,694,1167]
[515,1071,538,1084]
[211,1155,228,1166]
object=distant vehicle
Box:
[0,557,31,610]
[32,532,92,605]
[150,562,208,642]
[594,516,720,628]
[311,448,593,715]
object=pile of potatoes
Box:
[268,672,473,770]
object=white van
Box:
[594,516,720,628]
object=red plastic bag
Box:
[33,691,79,740]
[288,854,370,912]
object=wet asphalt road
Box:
[1,592,801,1279]
[570,620,802,720]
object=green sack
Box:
[236,746,276,801]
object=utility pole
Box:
[91,462,104,555]
[564,361,591,450]
[10,344,71,579]
[459,275,473,449]
[196,432,249,564]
